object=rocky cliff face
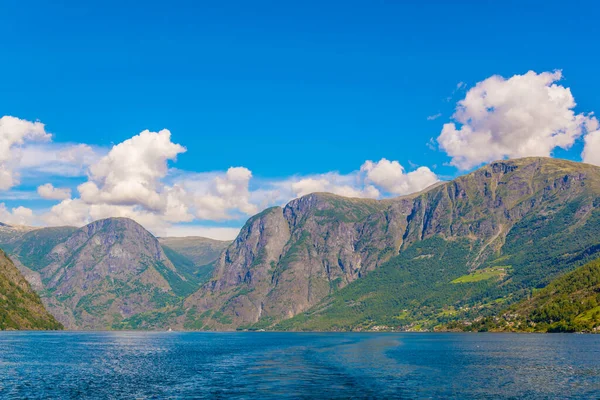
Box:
[0,250,62,330]
[1,219,230,330]
[184,191,425,329]
[184,157,600,330]
[12,218,195,329]
[3,157,599,331]
[400,157,598,261]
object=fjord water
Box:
[0,332,598,399]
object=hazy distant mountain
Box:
[183,157,600,331]
[0,249,62,330]
[158,237,231,266]
[0,223,37,246]
[158,236,230,285]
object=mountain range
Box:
[1,157,600,332]
[0,219,229,329]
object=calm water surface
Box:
[0,332,599,399]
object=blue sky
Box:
[1,1,600,239]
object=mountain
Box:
[182,157,600,331]
[0,249,62,330]
[4,218,201,329]
[0,219,229,330]
[3,157,600,332]
[158,236,230,284]
[0,223,37,246]
[459,257,600,333]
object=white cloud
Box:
[78,129,186,211]
[18,143,103,178]
[361,158,439,195]
[427,113,441,121]
[0,190,40,200]
[0,203,35,226]
[1,119,439,236]
[248,171,381,205]
[0,116,52,190]
[188,167,258,220]
[437,70,599,169]
[43,198,191,231]
[582,129,600,166]
[291,176,380,198]
[249,160,438,205]
[41,130,257,231]
[43,129,194,230]
[37,183,72,200]
[42,198,90,227]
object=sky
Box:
[1,0,600,239]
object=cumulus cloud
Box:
[291,176,380,199]
[0,116,52,189]
[78,129,186,211]
[43,129,194,231]
[185,167,258,220]
[247,171,381,206]
[1,119,439,237]
[437,70,599,169]
[41,129,258,230]
[427,113,441,121]
[248,159,438,207]
[361,158,439,195]
[0,203,35,226]
[42,198,91,227]
[37,183,72,200]
[43,197,193,231]
[582,129,600,166]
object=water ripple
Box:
[0,332,598,399]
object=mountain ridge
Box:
[0,218,228,329]
[182,157,600,331]
[3,156,600,333]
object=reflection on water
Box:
[0,332,599,399]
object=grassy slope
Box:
[274,158,600,331]
[0,250,62,330]
[460,258,600,333]
[275,237,494,331]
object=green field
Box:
[451,266,510,283]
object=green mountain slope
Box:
[183,194,404,330]
[9,218,201,330]
[3,226,77,270]
[275,158,600,331]
[0,250,62,330]
[4,157,600,332]
[0,219,229,330]
[460,258,600,333]
[205,157,600,331]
